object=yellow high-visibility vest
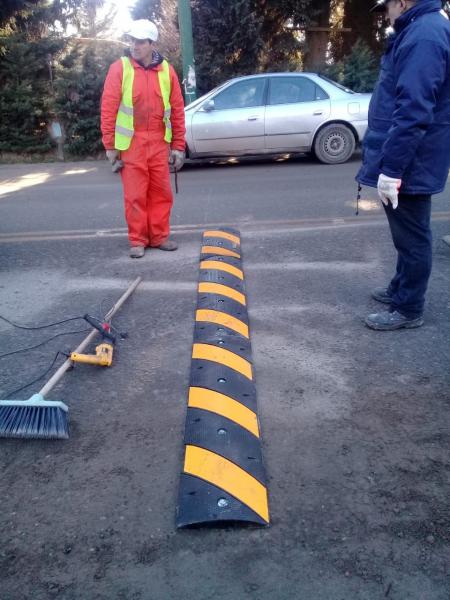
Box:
[114,56,172,150]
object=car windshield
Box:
[184,82,230,110]
[318,74,355,95]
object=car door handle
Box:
[313,110,323,116]
[248,116,259,121]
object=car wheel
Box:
[313,124,356,164]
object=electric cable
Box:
[0,314,84,330]
[0,328,91,360]
[2,351,67,399]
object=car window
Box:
[269,77,329,105]
[212,79,266,110]
[318,74,355,94]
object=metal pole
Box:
[177,0,197,104]
[39,277,142,397]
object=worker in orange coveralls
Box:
[101,19,186,258]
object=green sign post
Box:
[177,0,197,104]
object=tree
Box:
[55,40,122,156]
[0,0,122,157]
[257,0,315,71]
[0,35,65,154]
[0,0,43,29]
[68,0,112,37]
[192,0,263,94]
[303,0,332,70]
[132,0,161,21]
[53,0,122,156]
[324,38,378,92]
[341,0,384,59]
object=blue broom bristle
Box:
[0,405,69,439]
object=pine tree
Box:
[131,0,161,22]
[54,0,123,157]
[257,0,316,70]
[324,39,378,93]
[340,0,385,60]
[192,0,264,94]
[0,0,43,29]
[0,34,65,154]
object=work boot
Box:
[365,310,424,331]
[156,239,178,251]
[371,287,393,304]
[129,246,145,258]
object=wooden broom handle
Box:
[39,277,142,397]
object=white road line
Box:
[0,213,449,244]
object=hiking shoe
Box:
[371,287,393,304]
[156,239,178,251]
[365,310,424,331]
[129,246,145,258]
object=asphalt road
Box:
[1,156,449,600]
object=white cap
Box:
[126,19,158,42]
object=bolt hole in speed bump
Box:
[176,229,270,527]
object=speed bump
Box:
[177,228,270,527]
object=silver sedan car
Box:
[184,73,371,164]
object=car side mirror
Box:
[203,99,215,112]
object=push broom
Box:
[0,277,142,440]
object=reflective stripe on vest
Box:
[114,57,172,151]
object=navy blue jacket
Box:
[357,1,450,194]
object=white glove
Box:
[377,173,402,210]
[170,149,185,171]
[106,149,119,165]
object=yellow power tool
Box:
[70,314,117,367]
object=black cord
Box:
[2,351,66,399]
[0,328,90,360]
[169,164,179,194]
[0,314,84,330]
[355,183,362,216]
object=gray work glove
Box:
[170,149,185,172]
[106,149,119,164]
[106,149,123,173]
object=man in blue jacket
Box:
[357,0,450,330]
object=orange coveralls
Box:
[101,57,185,247]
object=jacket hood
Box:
[124,49,164,69]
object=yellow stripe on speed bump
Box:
[196,309,249,338]
[203,231,241,245]
[184,445,269,523]
[188,387,260,438]
[201,246,241,259]
[200,260,244,280]
[192,343,253,380]
[198,282,246,306]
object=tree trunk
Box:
[303,0,332,71]
[341,0,380,58]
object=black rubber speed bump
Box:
[177,229,269,527]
